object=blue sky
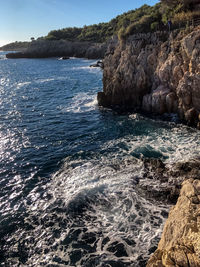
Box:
[0,0,158,46]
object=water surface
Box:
[0,53,200,266]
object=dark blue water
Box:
[0,53,200,266]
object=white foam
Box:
[128,115,200,164]
[61,93,98,113]
[72,66,102,73]
[36,78,55,83]
[16,81,31,88]
[0,55,6,60]
[35,155,168,266]
[84,97,98,107]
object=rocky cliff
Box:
[147,178,200,267]
[6,39,107,59]
[98,27,200,128]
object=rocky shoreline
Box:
[6,39,107,59]
[147,177,200,266]
[5,27,200,265]
[98,27,200,129]
[96,27,200,266]
[139,158,200,204]
[137,157,200,266]
[5,28,200,129]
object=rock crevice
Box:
[147,179,200,267]
[98,28,200,128]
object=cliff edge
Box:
[98,27,200,128]
[147,179,200,267]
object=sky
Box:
[0,0,159,46]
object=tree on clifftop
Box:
[160,0,200,10]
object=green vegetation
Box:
[44,0,200,42]
[2,0,200,48]
[45,23,114,42]
[160,0,200,10]
[45,4,163,42]
[123,4,162,36]
[0,41,30,51]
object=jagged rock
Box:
[142,86,170,114]
[138,158,200,204]
[166,92,178,113]
[147,179,200,267]
[90,60,104,68]
[98,27,200,128]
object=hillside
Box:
[44,0,200,42]
[44,3,162,42]
[0,41,30,51]
[2,0,200,50]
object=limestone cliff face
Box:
[6,39,107,59]
[147,179,200,267]
[98,27,200,128]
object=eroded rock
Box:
[98,27,200,128]
[138,158,200,204]
[147,179,200,267]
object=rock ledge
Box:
[147,179,200,267]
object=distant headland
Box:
[2,2,200,264]
[2,0,200,53]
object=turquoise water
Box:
[0,52,200,266]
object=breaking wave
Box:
[0,55,199,266]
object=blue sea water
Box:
[0,52,200,266]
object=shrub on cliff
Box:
[172,10,200,27]
[118,27,126,41]
[161,0,200,10]
[44,4,163,42]
[29,1,200,44]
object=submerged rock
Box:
[147,179,200,267]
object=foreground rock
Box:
[147,179,200,267]
[6,39,107,59]
[138,158,200,204]
[98,27,200,128]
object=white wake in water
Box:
[62,92,98,113]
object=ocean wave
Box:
[127,114,200,164]
[61,93,98,113]
[13,156,168,266]
[1,56,199,267]
[36,78,55,83]
[72,66,102,72]
[16,81,31,88]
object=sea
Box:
[0,52,200,267]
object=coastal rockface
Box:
[147,178,200,267]
[6,39,107,59]
[140,158,200,265]
[98,27,200,128]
